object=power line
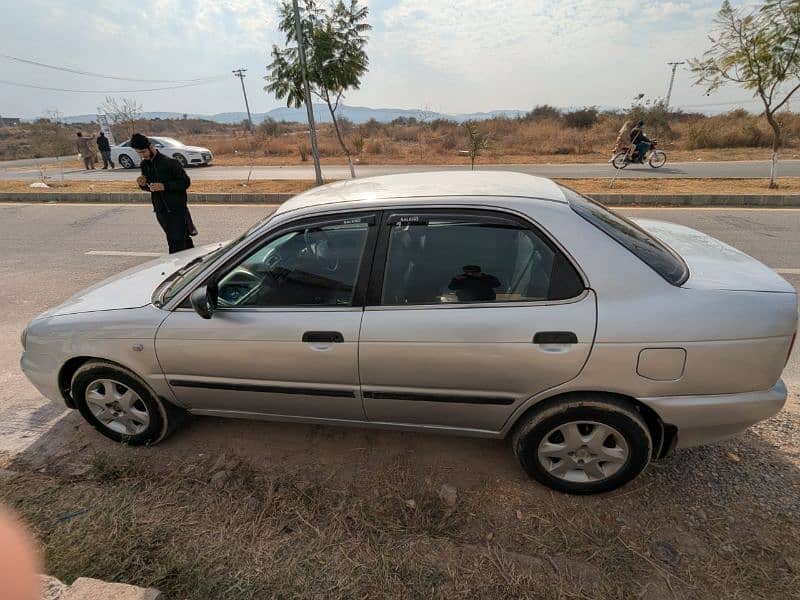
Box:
[0,53,226,83]
[0,78,227,93]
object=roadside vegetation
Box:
[4,108,800,169]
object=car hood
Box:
[182,146,210,153]
[634,218,795,293]
[39,245,220,318]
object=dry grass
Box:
[564,177,800,195]
[2,442,798,600]
[0,179,318,195]
[2,178,799,197]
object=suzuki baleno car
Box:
[20,172,797,494]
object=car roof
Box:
[275,171,568,215]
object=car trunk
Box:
[634,219,795,293]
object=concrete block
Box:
[64,577,161,600]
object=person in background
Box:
[96,131,114,169]
[75,132,95,170]
[629,120,652,163]
[130,133,195,253]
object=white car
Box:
[112,136,213,169]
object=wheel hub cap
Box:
[85,379,149,436]
[537,421,630,483]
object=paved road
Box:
[1,204,798,460]
[1,159,797,181]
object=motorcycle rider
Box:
[629,121,651,163]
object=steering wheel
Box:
[304,229,340,272]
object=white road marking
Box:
[86,250,162,257]
[776,268,800,275]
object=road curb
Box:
[1,191,799,207]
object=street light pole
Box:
[232,68,254,132]
[292,0,323,185]
[665,61,685,110]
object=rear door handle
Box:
[302,331,344,343]
[533,331,578,344]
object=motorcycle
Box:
[611,140,667,169]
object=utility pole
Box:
[292,0,323,185]
[232,68,253,133]
[665,61,685,110]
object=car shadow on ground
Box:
[9,406,800,511]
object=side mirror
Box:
[190,284,217,319]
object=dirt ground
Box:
[3,178,800,197]
[1,390,798,599]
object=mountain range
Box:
[61,104,527,125]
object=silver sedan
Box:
[20,172,797,494]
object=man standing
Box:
[75,132,95,170]
[96,132,114,169]
[130,133,194,254]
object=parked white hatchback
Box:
[113,136,213,169]
[20,172,797,494]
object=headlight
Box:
[20,326,28,350]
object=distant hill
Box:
[61,105,527,125]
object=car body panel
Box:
[635,218,795,293]
[155,308,365,419]
[359,293,596,430]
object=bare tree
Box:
[464,121,490,170]
[99,97,143,137]
[691,0,800,188]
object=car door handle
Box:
[302,331,344,343]
[533,331,578,344]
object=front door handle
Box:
[302,331,344,343]
[533,331,578,344]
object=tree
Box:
[464,121,490,170]
[690,0,800,188]
[99,97,143,137]
[266,0,371,178]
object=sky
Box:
[0,0,771,119]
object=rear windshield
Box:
[562,186,689,286]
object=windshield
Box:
[562,186,689,286]
[151,137,182,147]
[155,212,277,306]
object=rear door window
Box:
[378,212,584,306]
[563,186,689,285]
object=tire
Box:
[118,154,135,169]
[173,153,188,167]
[611,152,629,170]
[71,361,182,445]
[511,395,652,494]
[649,150,667,168]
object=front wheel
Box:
[649,150,667,168]
[118,154,135,169]
[71,361,182,445]
[611,152,629,170]
[173,153,188,167]
[512,396,652,494]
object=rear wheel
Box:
[118,154,135,169]
[512,396,652,494]
[611,152,629,169]
[71,361,182,445]
[649,150,667,168]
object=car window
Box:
[118,141,129,147]
[380,214,584,306]
[216,218,371,308]
[562,186,689,286]
[152,137,180,147]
